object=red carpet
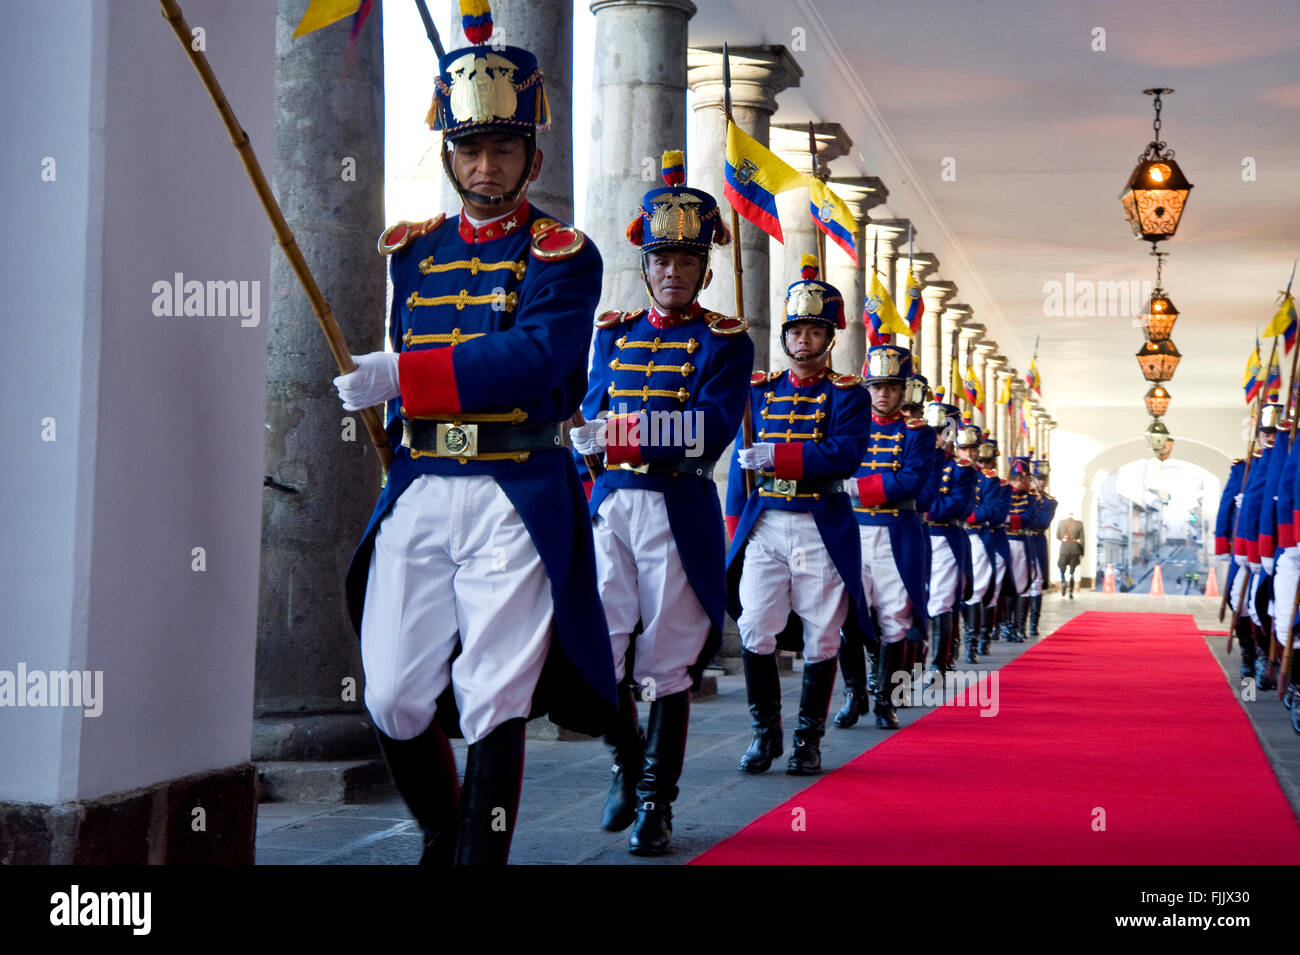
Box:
[693,612,1300,864]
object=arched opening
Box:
[1064,438,1230,591]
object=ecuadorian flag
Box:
[864,271,909,345]
[1265,349,1282,402]
[1025,357,1042,396]
[963,367,984,413]
[1243,345,1263,404]
[1264,293,1298,355]
[808,179,858,264]
[293,0,360,37]
[901,269,924,334]
[725,121,807,243]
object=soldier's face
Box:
[1259,429,1277,449]
[449,133,541,218]
[784,323,830,362]
[868,381,904,416]
[1011,473,1029,490]
[645,250,705,311]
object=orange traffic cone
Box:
[1150,565,1165,596]
[1204,566,1219,598]
[1102,564,1116,594]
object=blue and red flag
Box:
[808,179,858,264]
[1243,343,1263,404]
[724,121,807,243]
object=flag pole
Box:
[723,44,756,500]
[807,121,826,272]
[159,0,392,472]
[907,224,915,367]
[412,0,446,58]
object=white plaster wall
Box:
[0,0,273,804]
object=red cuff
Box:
[1009,515,1022,530]
[1279,523,1295,549]
[858,474,886,508]
[1234,537,1248,556]
[726,514,740,540]
[771,442,804,479]
[604,414,642,468]
[1215,536,1229,555]
[399,348,461,416]
[1247,540,1260,562]
[1260,534,1276,558]
[581,477,594,501]
[966,513,977,525]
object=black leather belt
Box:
[757,475,844,496]
[402,418,565,458]
[928,520,958,527]
[615,459,718,479]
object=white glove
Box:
[1248,561,1261,575]
[334,352,400,411]
[569,418,607,456]
[1234,553,1247,568]
[1262,556,1275,575]
[1234,492,1244,509]
[738,442,776,471]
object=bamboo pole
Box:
[159,0,393,472]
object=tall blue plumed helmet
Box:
[976,431,998,462]
[956,413,982,449]
[903,372,931,409]
[779,254,845,359]
[427,0,550,208]
[863,342,914,384]
[1009,455,1033,477]
[923,387,961,435]
[1032,456,1051,478]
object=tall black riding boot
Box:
[873,640,906,729]
[788,658,839,775]
[962,603,980,663]
[834,639,870,728]
[375,723,460,865]
[739,649,783,773]
[929,612,953,679]
[1010,596,1029,643]
[978,601,993,655]
[455,717,526,866]
[629,691,690,855]
[1236,616,1257,682]
[600,683,644,832]
[1029,594,1042,637]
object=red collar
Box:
[457,201,531,244]
[872,411,903,425]
[787,367,828,388]
[647,303,703,330]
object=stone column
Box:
[972,341,996,428]
[769,123,852,369]
[687,46,801,370]
[939,303,970,405]
[956,323,984,404]
[588,0,697,312]
[920,280,956,386]
[988,358,1006,454]
[255,0,388,786]
[865,219,909,311]
[825,177,886,376]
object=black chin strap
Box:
[443,136,537,209]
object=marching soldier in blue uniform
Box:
[333,3,616,865]
[725,255,871,774]
[962,433,1009,660]
[845,343,934,728]
[920,395,977,680]
[1216,457,1248,679]
[1025,456,1057,636]
[568,152,752,854]
[1231,404,1283,686]
[1003,455,1037,642]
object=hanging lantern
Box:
[1144,384,1171,417]
[1136,339,1181,382]
[1142,292,1179,341]
[1119,89,1193,243]
[1145,418,1171,452]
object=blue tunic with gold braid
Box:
[580,302,754,683]
[850,412,935,628]
[968,467,1011,599]
[724,368,873,642]
[1006,486,1037,594]
[345,202,618,737]
[921,448,978,601]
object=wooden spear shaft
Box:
[159,0,393,472]
[723,45,756,500]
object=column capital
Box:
[827,176,888,221]
[865,218,910,251]
[903,252,939,282]
[958,322,985,342]
[942,302,972,327]
[592,0,696,14]
[920,279,956,310]
[771,122,852,174]
[687,46,801,114]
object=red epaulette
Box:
[906,418,927,429]
[594,308,644,329]
[827,371,863,388]
[531,218,587,261]
[705,313,749,337]
[751,370,783,386]
[378,215,445,255]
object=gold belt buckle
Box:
[435,422,478,457]
[618,461,651,474]
[773,478,797,496]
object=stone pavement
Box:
[255,591,1300,865]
